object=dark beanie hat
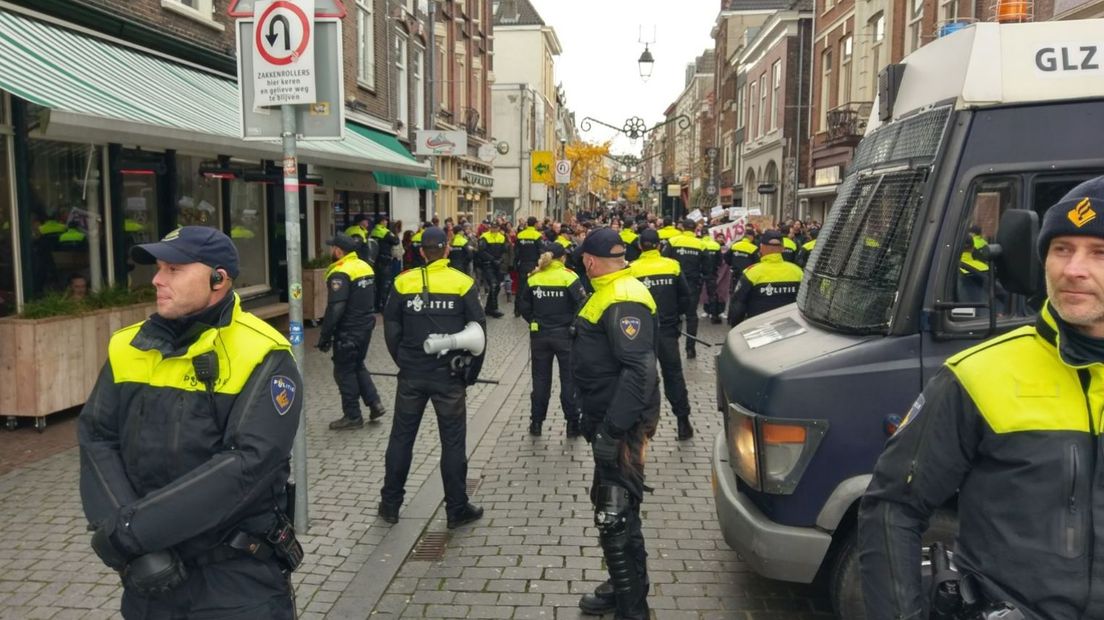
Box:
[1038,176,1104,260]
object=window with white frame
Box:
[839,35,853,105]
[759,75,767,136]
[906,0,924,54]
[161,0,217,25]
[413,45,426,129]
[941,0,961,20]
[870,13,885,93]
[457,56,467,111]
[770,61,781,131]
[395,33,409,129]
[437,35,449,111]
[736,86,745,129]
[820,49,832,132]
[357,0,375,89]
[472,60,483,126]
[748,81,757,137]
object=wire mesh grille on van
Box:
[798,106,952,333]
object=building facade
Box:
[489,0,562,220]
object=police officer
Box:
[410,222,428,268]
[657,219,679,245]
[726,229,760,273]
[380,227,486,528]
[618,221,641,263]
[515,216,545,316]
[318,233,387,430]
[518,243,588,437]
[79,226,302,619]
[859,177,1104,620]
[630,229,693,440]
[796,227,817,268]
[701,231,723,324]
[477,221,507,318]
[449,224,473,274]
[727,229,803,326]
[345,214,370,242]
[781,225,799,263]
[573,228,659,620]
[664,219,706,358]
[371,215,401,311]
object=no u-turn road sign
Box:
[251,0,316,107]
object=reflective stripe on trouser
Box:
[530,336,578,423]
[382,377,470,514]
[656,334,691,418]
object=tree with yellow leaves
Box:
[564,140,611,202]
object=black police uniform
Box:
[449,232,473,274]
[573,232,660,620]
[725,235,760,273]
[371,223,400,311]
[568,241,592,294]
[663,230,705,357]
[620,228,641,263]
[477,229,507,315]
[727,251,803,326]
[629,247,693,439]
[517,255,588,436]
[318,247,383,424]
[381,247,486,525]
[80,228,303,619]
[514,226,545,283]
[410,227,426,268]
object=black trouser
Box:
[481,262,502,312]
[656,332,691,419]
[381,376,470,516]
[704,272,720,319]
[684,280,702,353]
[375,264,392,313]
[590,426,649,620]
[122,556,294,619]
[530,336,578,424]
[332,327,380,420]
[516,261,537,315]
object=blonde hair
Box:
[531,251,554,276]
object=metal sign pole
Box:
[282,104,309,530]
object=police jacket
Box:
[477,231,507,267]
[518,261,587,338]
[860,304,1104,620]
[781,236,798,262]
[727,253,802,326]
[449,233,473,273]
[410,229,426,267]
[664,231,705,284]
[657,225,679,243]
[568,243,592,293]
[555,235,575,254]
[370,225,400,268]
[514,227,544,269]
[629,249,690,336]
[384,259,486,381]
[701,237,722,278]
[572,268,659,435]
[78,293,302,563]
[319,252,376,345]
[726,237,760,273]
[796,238,816,268]
[345,224,368,242]
[620,229,641,263]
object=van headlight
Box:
[727,404,829,495]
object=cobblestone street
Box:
[0,302,832,620]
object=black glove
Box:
[123,550,188,596]
[317,339,332,353]
[592,424,623,466]
[91,524,132,571]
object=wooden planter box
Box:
[0,303,156,428]
[302,267,328,322]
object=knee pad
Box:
[594,484,631,538]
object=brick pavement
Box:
[0,305,835,620]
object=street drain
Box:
[410,531,450,561]
[466,477,482,495]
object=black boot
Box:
[677,417,694,440]
[686,345,696,359]
[377,502,399,524]
[578,580,616,615]
[329,416,364,430]
[447,503,484,529]
[368,401,388,421]
[529,420,542,436]
[566,418,581,438]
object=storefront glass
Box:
[119,164,160,288]
[229,179,267,289]
[0,136,14,316]
[175,155,222,228]
[26,139,103,295]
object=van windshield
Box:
[798,106,952,334]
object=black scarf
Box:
[133,293,235,357]
[1053,309,1104,366]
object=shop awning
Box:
[344,124,439,190]
[0,9,429,176]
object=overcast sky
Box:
[528,0,719,156]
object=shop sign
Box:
[414,130,468,156]
[252,0,317,107]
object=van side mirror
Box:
[993,209,1039,296]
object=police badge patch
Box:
[898,393,924,432]
[619,316,641,340]
[271,376,297,416]
[330,278,343,291]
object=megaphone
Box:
[423,321,485,357]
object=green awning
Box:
[345,124,439,190]
[0,9,429,176]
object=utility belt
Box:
[188,509,303,574]
[928,543,1024,620]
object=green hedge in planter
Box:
[19,286,157,319]
[304,255,332,269]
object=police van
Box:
[711,18,1104,618]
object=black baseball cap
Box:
[760,230,784,246]
[640,228,660,246]
[421,226,447,249]
[326,233,360,252]
[548,242,567,259]
[131,226,240,278]
[580,228,625,258]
